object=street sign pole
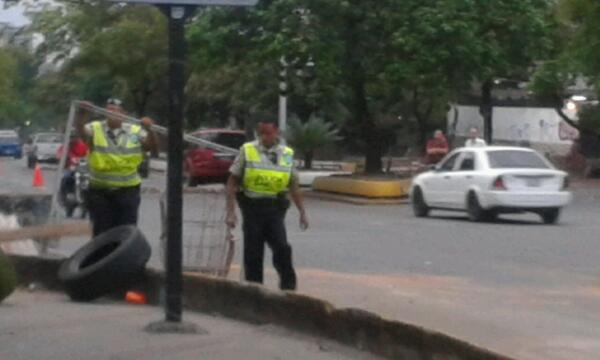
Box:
[164,4,188,323]
[106,0,259,334]
[146,4,202,334]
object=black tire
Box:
[58,225,151,302]
[467,192,492,222]
[412,187,430,217]
[0,250,17,303]
[541,208,560,225]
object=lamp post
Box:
[108,0,259,334]
[278,56,315,136]
[278,57,289,135]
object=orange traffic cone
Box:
[125,290,147,305]
[32,163,44,188]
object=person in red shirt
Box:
[425,130,449,165]
[58,134,89,208]
[57,135,89,169]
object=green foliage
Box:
[31,3,168,119]
[578,105,600,132]
[556,0,600,90]
[7,0,556,171]
[286,115,341,169]
[0,49,20,123]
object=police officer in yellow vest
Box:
[76,98,158,236]
[226,121,309,291]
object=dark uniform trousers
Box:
[239,194,297,290]
[87,185,141,237]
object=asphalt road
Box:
[3,157,600,359]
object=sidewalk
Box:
[0,290,381,360]
[225,266,600,360]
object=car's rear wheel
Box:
[412,187,430,217]
[467,192,494,222]
[540,208,560,225]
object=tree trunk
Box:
[412,88,434,155]
[304,151,313,170]
[352,71,382,174]
[480,79,493,144]
[365,131,383,174]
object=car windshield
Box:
[0,136,19,144]
[486,150,550,169]
[36,134,63,143]
[194,132,246,150]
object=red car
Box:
[184,129,247,186]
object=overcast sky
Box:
[0,5,31,27]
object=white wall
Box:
[447,105,579,145]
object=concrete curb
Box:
[8,255,512,360]
[313,177,411,198]
[303,190,409,206]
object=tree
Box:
[0,47,39,129]
[0,49,20,126]
[531,0,600,132]
[469,0,556,143]
[285,115,340,169]
[31,2,168,118]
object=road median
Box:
[7,254,512,360]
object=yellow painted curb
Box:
[312,177,411,198]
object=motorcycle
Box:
[59,157,90,218]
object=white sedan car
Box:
[410,146,572,224]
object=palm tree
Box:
[285,114,341,170]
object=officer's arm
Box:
[142,128,159,157]
[290,180,306,214]
[225,175,241,227]
[140,117,159,157]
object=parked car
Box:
[410,146,572,224]
[27,132,64,168]
[0,130,22,159]
[184,129,246,186]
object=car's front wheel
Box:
[540,208,560,225]
[412,187,430,217]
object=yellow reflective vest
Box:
[242,142,294,197]
[88,121,143,188]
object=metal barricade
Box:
[159,186,234,277]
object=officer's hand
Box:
[225,211,238,229]
[78,101,94,112]
[299,212,309,231]
[141,117,154,129]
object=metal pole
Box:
[72,101,238,154]
[278,57,288,142]
[278,94,287,134]
[165,4,187,323]
[48,103,77,223]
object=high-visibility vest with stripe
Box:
[88,121,143,188]
[242,142,294,197]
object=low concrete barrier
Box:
[313,176,411,198]
[8,255,512,360]
[0,194,51,227]
[0,194,52,256]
